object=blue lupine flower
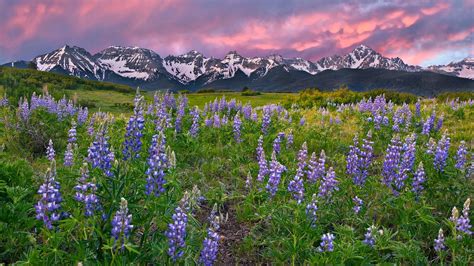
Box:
[455,141,468,170]
[382,135,402,190]
[256,135,268,182]
[64,143,74,166]
[318,167,338,199]
[77,107,88,125]
[46,139,55,161]
[286,129,294,148]
[166,199,189,260]
[261,106,271,135]
[145,134,168,196]
[411,162,426,197]
[122,91,145,160]
[68,120,77,144]
[111,198,133,250]
[35,161,62,230]
[317,233,335,252]
[266,151,286,197]
[353,196,363,214]
[434,228,445,252]
[434,131,450,172]
[308,150,326,183]
[272,132,285,155]
[74,163,101,216]
[199,208,220,266]
[87,126,115,177]
[233,113,242,143]
[189,107,200,137]
[363,225,377,247]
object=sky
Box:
[0,0,472,67]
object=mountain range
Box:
[2,44,474,94]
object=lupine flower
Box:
[189,107,200,138]
[422,111,436,135]
[299,117,305,126]
[435,114,444,132]
[18,98,30,121]
[286,129,294,148]
[0,95,8,107]
[68,121,77,144]
[395,134,417,192]
[87,126,114,177]
[166,196,189,260]
[272,132,284,155]
[317,233,335,252]
[455,141,468,170]
[382,135,402,190]
[434,131,450,172]
[455,198,472,236]
[347,132,374,186]
[434,228,445,252]
[363,225,377,247]
[35,161,62,230]
[411,162,426,197]
[64,143,74,166]
[199,207,220,266]
[77,107,88,125]
[213,114,221,128]
[74,163,101,216]
[46,139,55,161]
[318,167,338,199]
[266,151,286,197]
[111,198,133,250]
[426,138,436,155]
[306,194,318,227]
[308,150,326,183]
[415,100,421,117]
[221,115,228,125]
[288,174,304,204]
[175,99,186,133]
[122,92,145,160]
[256,135,268,182]
[353,196,363,214]
[261,107,271,135]
[251,111,258,122]
[233,113,242,143]
[145,134,168,196]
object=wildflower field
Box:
[0,89,472,265]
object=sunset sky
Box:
[0,0,472,66]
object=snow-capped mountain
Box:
[427,57,474,79]
[315,45,421,72]
[94,46,167,81]
[3,44,473,91]
[33,45,104,80]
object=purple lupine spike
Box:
[46,139,55,161]
[261,106,271,135]
[251,111,258,122]
[111,198,133,250]
[122,91,145,160]
[353,196,363,214]
[272,132,285,155]
[77,107,88,125]
[199,207,220,266]
[395,133,417,192]
[422,111,435,135]
[221,115,228,125]
[18,98,30,121]
[318,167,338,199]
[308,150,326,183]
[455,141,468,170]
[415,100,421,117]
[435,114,444,132]
[256,136,268,182]
[434,228,445,252]
[145,134,168,196]
[363,225,377,247]
[411,162,426,197]
[299,117,305,126]
[74,163,101,216]
[456,198,472,236]
[166,196,189,261]
[306,194,318,227]
[434,131,450,172]
[87,125,114,177]
[64,143,74,166]
[317,233,335,252]
[266,151,286,197]
[189,107,200,138]
[426,138,436,155]
[286,129,294,148]
[213,113,221,128]
[346,134,361,183]
[175,95,186,133]
[288,174,305,204]
[233,113,242,143]
[68,120,77,144]
[35,161,62,230]
[382,135,402,190]
[358,131,374,185]
[0,94,9,107]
